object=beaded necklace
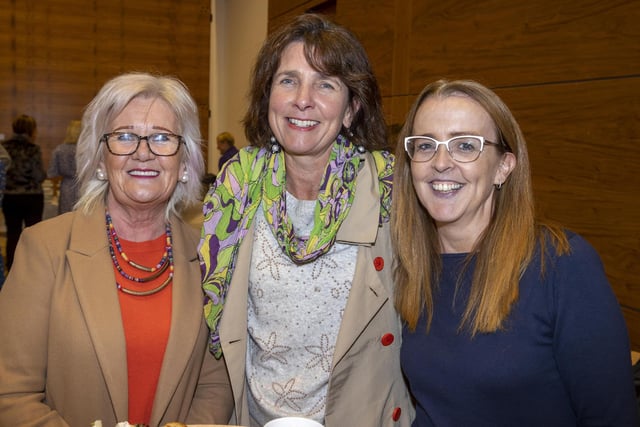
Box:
[106,211,169,274]
[105,210,174,296]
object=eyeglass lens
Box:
[104,132,181,156]
[406,136,484,163]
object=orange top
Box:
[113,233,172,425]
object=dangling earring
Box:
[96,168,107,180]
[495,181,503,190]
[180,171,188,183]
[348,128,366,153]
[270,136,281,153]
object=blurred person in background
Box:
[0,141,10,289]
[48,119,81,214]
[0,72,233,426]
[1,113,46,270]
[216,131,238,171]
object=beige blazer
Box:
[0,205,233,427]
[219,153,415,426]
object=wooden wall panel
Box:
[495,79,640,309]
[270,0,324,17]
[269,0,640,350]
[339,0,397,94]
[268,0,336,32]
[0,0,211,168]
[339,0,412,142]
[406,1,639,91]
[623,308,640,351]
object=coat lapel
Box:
[68,209,203,424]
[150,218,202,425]
[67,207,129,421]
[331,248,389,367]
[219,226,253,424]
[336,151,380,245]
[333,153,391,366]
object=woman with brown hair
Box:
[1,113,46,270]
[199,13,413,427]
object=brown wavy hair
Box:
[242,13,387,150]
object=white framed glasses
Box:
[404,135,499,163]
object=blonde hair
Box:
[75,72,205,219]
[391,79,569,334]
[216,131,234,145]
[64,120,82,144]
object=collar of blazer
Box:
[65,204,203,423]
[336,151,381,246]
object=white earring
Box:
[96,169,106,180]
[270,136,281,153]
[180,172,188,183]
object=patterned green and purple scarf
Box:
[199,135,393,358]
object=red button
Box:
[374,256,384,271]
[392,407,401,421]
[381,333,394,346]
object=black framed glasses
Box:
[404,135,499,163]
[101,132,183,156]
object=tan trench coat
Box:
[218,153,415,426]
[0,205,233,427]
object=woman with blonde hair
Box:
[0,72,233,426]
[48,119,82,214]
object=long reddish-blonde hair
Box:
[391,79,568,334]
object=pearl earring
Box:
[270,136,281,153]
[345,129,365,153]
[180,172,188,183]
[97,169,106,180]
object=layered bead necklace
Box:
[105,210,174,296]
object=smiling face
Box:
[101,96,184,217]
[268,41,355,164]
[409,94,515,252]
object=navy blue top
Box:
[218,145,239,172]
[402,231,638,427]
